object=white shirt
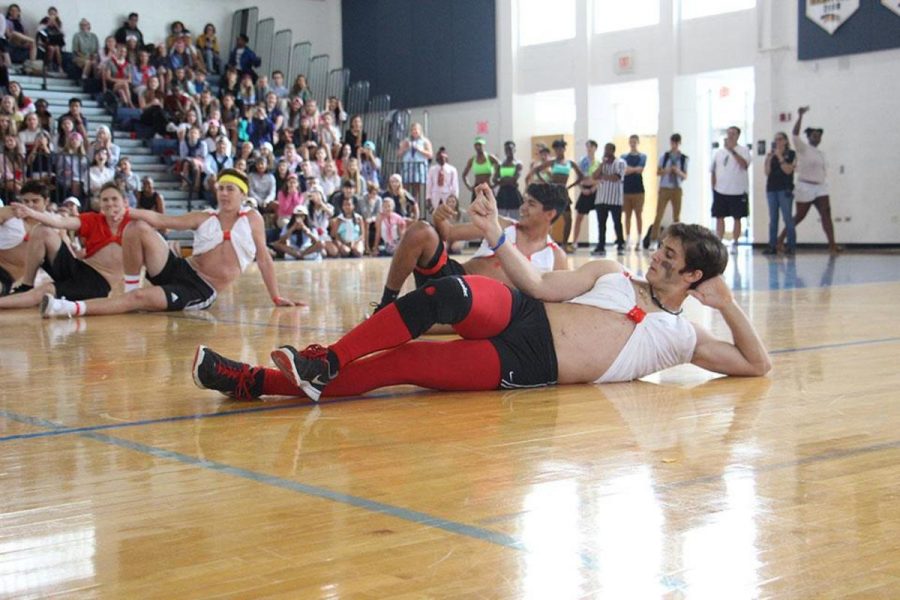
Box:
[711,145,751,195]
[792,134,827,184]
[426,163,459,211]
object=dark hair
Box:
[629,134,640,141]
[238,34,249,43]
[729,125,742,137]
[586,139,598,149]
[662,223,728,289]
[551,139,566,149]
[525,183,568,223]
[99,181,126,197]
[605,142,616,153]
[670,133,682,143]
[19,180,50,199]
[69,97,83,106]
[128,12,139,20]
[437,146,447,153]
[5,4,19,19]
[504,140,515,148]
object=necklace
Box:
[648,284,683,316]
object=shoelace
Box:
[299,344,329,361]
[215,361,257,400]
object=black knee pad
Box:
[394,276,472,337]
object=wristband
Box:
[489,231,506,253]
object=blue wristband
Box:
[489,231,506,253]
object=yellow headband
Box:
[218,174,249,194]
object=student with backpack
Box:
[650,133,688,249]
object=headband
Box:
[217,174,249,194]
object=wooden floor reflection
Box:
[2,250,899,598]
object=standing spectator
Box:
[396,122,432,209]
[650,133,688,247]
[710,126,751,248]
[494,141,523,220]
[527,139,583,251]
[621,134,647,250]
[779,106,840,254]
[763,132,796,255]
[227,34,260,79]
[462,137,499,200]
[4,4,36,62]
[526,144,551,184]
[426,146,459,216]
[115,156,140,208]
[72,19,100,80]
[591,143,626,256]
[572,139,600,250]
[114,13,144,47]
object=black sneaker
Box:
[762,247,777,255]
[591,246,606,256]
[192,345,265,401]
[270,344,335,402]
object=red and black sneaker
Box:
[192,345,265,401]
[270,344,335,402]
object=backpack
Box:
[662,151,687,172]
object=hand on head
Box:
[687,275,734,310]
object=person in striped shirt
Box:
[591,143,626,256]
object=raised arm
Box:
[689,276,772,377]
[469,184,618,300]
[128,207,209,231]
[11,204,81,230]
[433,201,513,243]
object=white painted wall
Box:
[250,0,342,65]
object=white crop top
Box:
[472,224,558,272]
[193,210,256,272]
[0,217,26,250]
[567,270,697,382]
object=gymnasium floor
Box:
[2,248,899,599]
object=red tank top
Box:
[78,212,131,258]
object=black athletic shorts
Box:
[490,290,558,389]
[575,190,597,214]
[413,239,467,288]
[496,185,523,211]
[148,252,217,311]
[711,191,749,218]
[43,243,112,301]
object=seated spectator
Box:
[227,34,260,79]
[17,112,42,155]
[281,143,303,173]
[196,23,221,74]
[255,75,270,100]
[178,126,208,195]
[87,148,115,208]
[202,120,229,155]
[172,104,201,138]
[114,13,144,47]
[290,75,312,102]
[302,98,320,129]
[104,45,134,108]
[358,182,383,254]
[258,142,276,173]
[330,195,366,257]
[334,143,352,176]
[189,69,210,96]
[204,136,234,194]
[138,75,167,137]
[383,173,419,221]
[319,112,341,156]
[270,71,288,98]
[249,156,276,208]
[263,92,284,133]
[1,133,24,197]
[236,141,256,168]
[273,159,292,193]
[219,67,240,102]
[37,7,65,73]
[89,126,120,169]
[328,177,359,215]
[286,95,304,130]
[71,19,100,80]
[305,188,338,257]
[343,115,367,159]
[137,176,165,214]
[237,73,256,108]
[341,157,366,197]
[57,98,89,140]
[115,156,140,208]
[7,81,33,120]
[320,160,341,198]
[26,132,53,186]
[34,99,53,136]
[130,49,157,97]
[168,38,195,73]
[99,35,117,70]
[219,93,239,147]
[273,172,302,226]
[358,140,381,189]
[56,116,81,154]
[248,105,274,148]
[166,21,188,51]
[4,4,36,62]
[269,205,325,261]
[296,116,317,147]
[326,96,347,129]
[374,197,407,256]
[0,96,21,128]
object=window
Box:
[533,88,576,135]
[681,0,756,20]
[595,0,659,33]
[519,0,575,46]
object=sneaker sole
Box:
[39,293,52,318]
[270,348,321,402]
[191,345,207,390]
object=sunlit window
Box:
[519,0,576,46]
[533,88,576,135]
[681,0,756,20]
[595,0,659,33]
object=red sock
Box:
[262,339,501,397]
[329,303,411,368]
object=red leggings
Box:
[263,275,513,398]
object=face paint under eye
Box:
[660,259,675,279]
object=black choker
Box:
[649,284,683,316]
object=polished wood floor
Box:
[2,249,900,599]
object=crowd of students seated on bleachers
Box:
[0,6,456,260]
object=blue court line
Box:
[0,406,604,572]
[769,336,900,355]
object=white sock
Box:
[124,274,141,293]
[73,300,87,316]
